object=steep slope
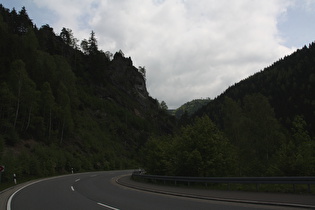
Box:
[196,43,315,138]
[0,5,175,183]
[189,43,315,176]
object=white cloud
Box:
[31,0,296,108]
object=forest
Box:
[143,44,315,177]
[0,5,314,185]
[0,5,175,183]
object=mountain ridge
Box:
[141,42,315,177]
[195,43,315,138]
[1,4,314,182]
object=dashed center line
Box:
[97,202,120,210]
[70,175,119,209]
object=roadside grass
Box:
[0,176,37,192]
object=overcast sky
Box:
[2,0,315,108]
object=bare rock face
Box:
[107,52,152,114]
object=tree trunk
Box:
[25,104,32,131]
[48,107,52,140]
[60,117,65,145]
[13,77,21,129]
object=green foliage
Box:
[172,98,211,119]
[0,82,15,134]
[142,116,238,177]
[268,115,315,176]
[160,101,168,110]
[199,44,315,138]
[0,135,4,155]
[80,30,98,55]
[194,93,314,176]
[138,66,146,80]
[215,94,287,176]
[174,116,237,176]
[240,94,284,174]
[0,5,174,183]
[291,115,311,143]
[140,136,172,175]
[192,43,315,176]
[8,59,38,134]
[1,4,314,182]
[60,27,78,49]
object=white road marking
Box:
[71,186,74,191]
[97,202,120,210]
[75,178,80,182]
[7,180,44,210]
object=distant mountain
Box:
[169,98,211,118]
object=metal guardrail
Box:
[132,173,315,192]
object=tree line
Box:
[142,93,315,177]
[0,5,314,184]
[141,44,315,177]
[0,5,174,183]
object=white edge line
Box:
[6,172,105,210]
[6,173,78,210]
[71,186,75,191]
[97,202,120,210]
[7,179,44,210]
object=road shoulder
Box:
[116,174,315,209]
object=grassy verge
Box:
[0,176,38,192]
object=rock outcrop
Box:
[107,52,153,115]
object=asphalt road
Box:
[7,170,306,210]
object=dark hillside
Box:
[190,43,315,176]
[143,44,315,177]
[197,44,315,138]
[0,5,175,183]
[170,98,211,119]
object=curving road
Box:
[8,170,302,210]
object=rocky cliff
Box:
[107,52,153,116]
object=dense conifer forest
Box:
[0,5,314,185]
[144,43,315,177]
[0,5,175,183]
